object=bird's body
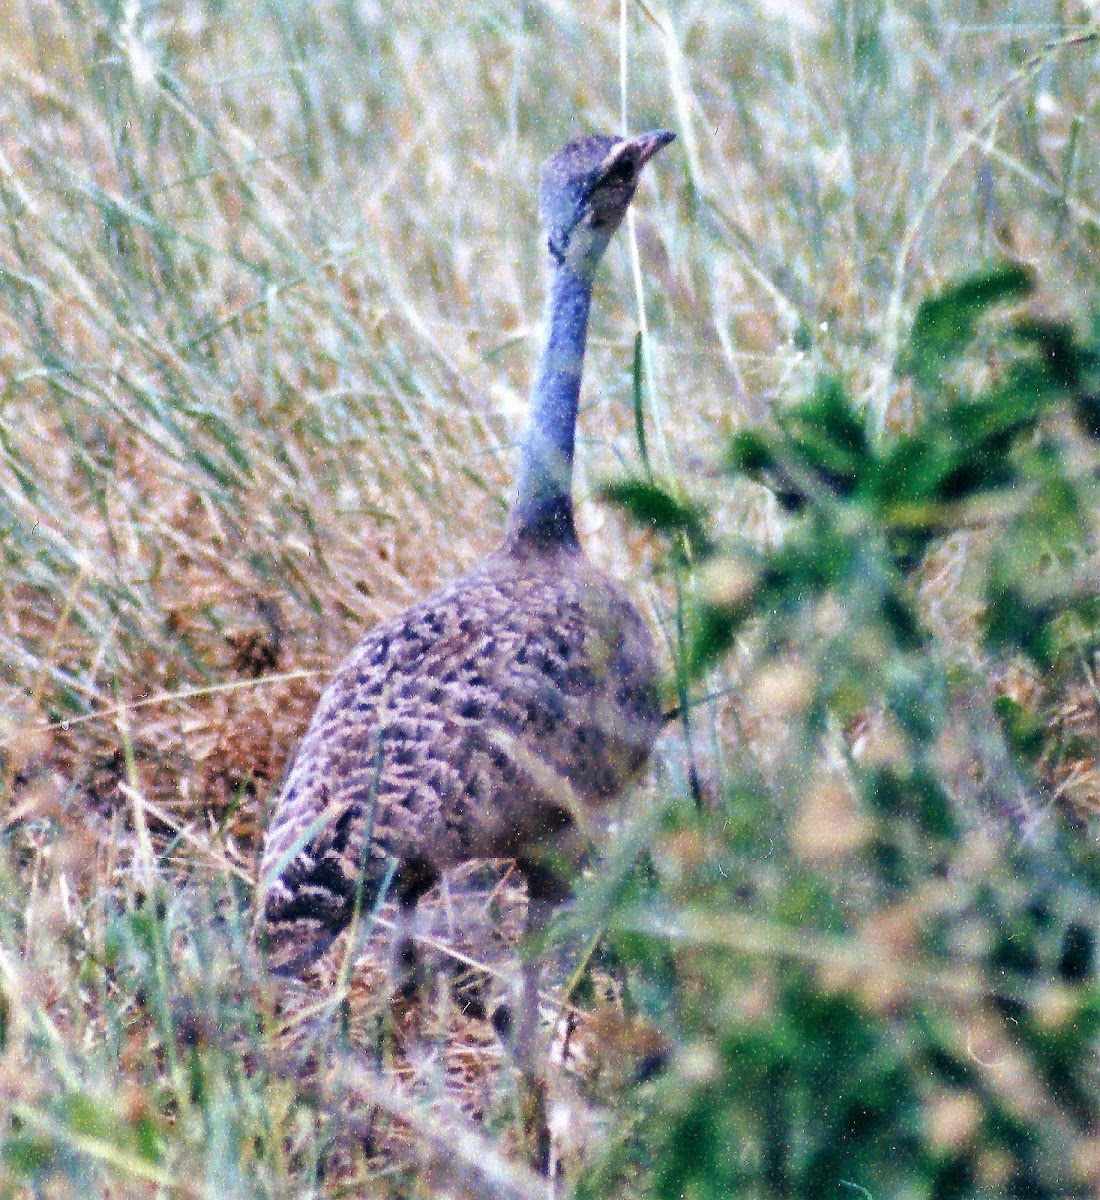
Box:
[260,130,674,978]
[261,534,659,973]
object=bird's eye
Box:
[601,156,636,186]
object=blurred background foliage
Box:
[596,271,1100,1198]
[1,0,1099,1196]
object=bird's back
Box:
[260,538,660,974]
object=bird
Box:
[259,129,675,987]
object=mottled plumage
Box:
[260,130,674,976]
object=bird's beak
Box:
[630,129,677,166]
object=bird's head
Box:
[539,129,675,278]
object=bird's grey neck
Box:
[508,261,593,548]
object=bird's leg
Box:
[510,860,570,1176]
[389,896,420,999]
[388,856,439,1005]
[513,953,543,1088]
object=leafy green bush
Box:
[593,268,1100,1199]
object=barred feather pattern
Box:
[259,536,660,975]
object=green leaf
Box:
[132,1115,162,1165]
[686,603,747,676]
[727,429,775,475]
[631,332,652,476]
[904,265,1033,386]
[4,1131,58,1177]
[728,381,869,510]
[982,583,1058,668]
[779,379,868,489]
[600,479,710,556]
[993,695,1045,764]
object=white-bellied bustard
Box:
[259,129,675,1166]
